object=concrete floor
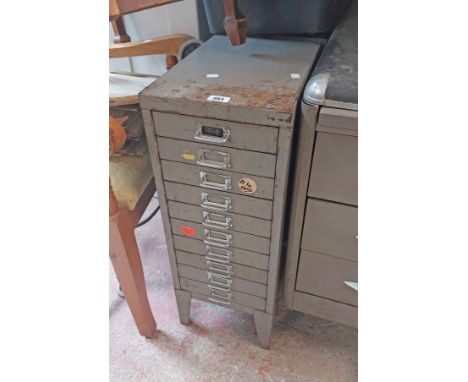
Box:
[110,197,358,382]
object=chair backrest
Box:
[109,0,183,43]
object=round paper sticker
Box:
[238,177,257,194]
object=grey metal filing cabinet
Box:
[140,36,321,348]
[284,1,358,327]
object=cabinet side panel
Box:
[265,125,294,314]
[142,108,181,289]
[283,103,319,308]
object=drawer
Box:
[302,199,357,262]
[293,291,357,328]
[161,160,275,200]
[296,250,357,306]
[178,264,267,298]
[164,182,273,220]
[157,137,277,178]
[171,218,271,255]
[316,107,358,137]
[153,111,278,154]
[175,250,268,284]
[180,277,266,311]
[173,236,269,270]
[167,200,271,238]
[308,132,358,205]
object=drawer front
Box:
[153,111,278,154]
[161,160,275,200]
[167,200,271,238]
[164,182,273,220]
[176,250,268,284]
[173,236,269,270]
[308,132,358,205]
[157,137,277,178]
[296,250,357,306]
[180,277,266,311]
[316,107,358,137]
[178,264,267,298]
[302,199,357,262]
[293,291,357,328]
[171,218,271,255]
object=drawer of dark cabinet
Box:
[296,250,357,306]
[302,199,357,262]
[308,132,357,206]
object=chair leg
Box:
[166,55,178,70]
[110,209,157,338]
[111,17,131,44]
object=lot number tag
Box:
[207,95,231,103]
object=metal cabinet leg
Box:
[174,289,192,325]
[253,311,274,349]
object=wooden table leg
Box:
[109,208,157,338]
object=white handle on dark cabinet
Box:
[344,281,358,291]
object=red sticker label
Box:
[180,224,196,237]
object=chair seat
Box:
[110,149,153,211]
[109,72,158,107]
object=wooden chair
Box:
[109,0,195,338]
[109,117,157,338]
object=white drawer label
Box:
[207,95,231,103]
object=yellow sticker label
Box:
[238,177,257,194]
[182,152,196,161]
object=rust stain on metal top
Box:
[157,79,299,113]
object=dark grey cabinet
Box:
[141,36,321,348]
[284,1,358,328]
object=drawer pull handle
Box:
[207,260,232,277]
[209,296,231,305]
[208,272,232,291]
[203,229,232,247]
[202,211,232,230]
[197,149,231,169]
[205,245,232,263]
[201,192,232,212]
[208,287,232,305]
[195,125,231,143]
[200,171,232,191]
[344,281,358,291]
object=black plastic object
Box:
[202,0,352,37]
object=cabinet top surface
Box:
[140,36,321,128]
[303,0,358,110]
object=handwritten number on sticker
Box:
[238,177,257,194]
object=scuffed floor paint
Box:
[110,197,358,381]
